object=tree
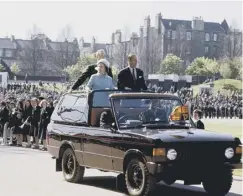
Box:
[112,41,129,70]
[20,38,40,76]
[185,57,219,76]
[27,24,42,39]
[0,64,5,72]
[112,28,131,69]
[64,55,96,81]
[10,62,21,75]
[111,65,119,81]
[57,24,75,42]
[226,29,242,58]
[158,54,183,75]
[146,29,163,74]
[219,57,242,79]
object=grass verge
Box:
[192,79,242,96]
[204,119,242,177]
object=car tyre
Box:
[125,159,156,196]
[202,167,233,196]
[61,148,85,183]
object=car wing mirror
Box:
[110,123,117,133]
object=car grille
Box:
[175,143,232,164]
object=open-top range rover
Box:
[47,90,242,196]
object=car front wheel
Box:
[125,159,156,196]
[202,167,233,196]
[61,148,85,183]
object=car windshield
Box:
[112,97,190,129]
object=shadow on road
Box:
[81,176,241,196]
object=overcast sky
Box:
[0,1,242,43]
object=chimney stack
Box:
[10,35,15,42]
[79,37,84,48]
[91,36,96,49]
[155,13,162,33]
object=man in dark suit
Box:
[69,49,113,92]
[193,109,205,129]
[117,54,147,91]
[139,100,167,123]
[100,109,115,129]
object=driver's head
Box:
[150,99,160,109]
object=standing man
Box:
[117,54,147,91]
[69,49,113,92]
[193,109,205,129]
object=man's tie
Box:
[132,68,136,84]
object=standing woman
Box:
[14,100,24,145]
[86,59,114,91]
[23,99,32,147]
[10,105,24,146]
[86,59,114,106]
[38,99,50,150]
[29,98,41,149]
[47,101,55,116]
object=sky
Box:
[0,1,242,43]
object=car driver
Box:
[139,99,168,123]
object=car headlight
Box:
[225,147,234,159]
[167,149,177,160]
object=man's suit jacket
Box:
[196,119,205,129]
[71,64,113,90]
[117,67,147,91]
[100,110,114,128]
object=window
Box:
[167,44,171,53]
[37,51,44,61]
[54,94,89,123]
[205,46,209,53]
[167,30,171,39]
[186,46,192,54]
[205,33,210,41]
[92,91,119,108]
[5,50,12,57]
[213,46,217,55]
[47,55,53,62]
[180,32,184,40]
[186,60,190,66]
[213,33,218,41]
[0,49,3,57]
[186,32,192,40]
[172,31,176,40]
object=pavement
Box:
[0,146,242,196]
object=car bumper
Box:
[146,161,242,175]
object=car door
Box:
[82,127,113,171]
[49,93,88,165]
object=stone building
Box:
[79,36,107,58]
[79,13,242,77]
[0,34,80,79]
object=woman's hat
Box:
[97,59,110,68]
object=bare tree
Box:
[112,27,131,69]
[147,30,163,74]
[20,39,40,76]
[27,24,42,39]
[57,24,75,42]
[226,28,242,58]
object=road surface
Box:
[0,146,242,196]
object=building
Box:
[79,36,107,58]
[109,14,238,77]
[0,34,80,79]
[80,14,242,78]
